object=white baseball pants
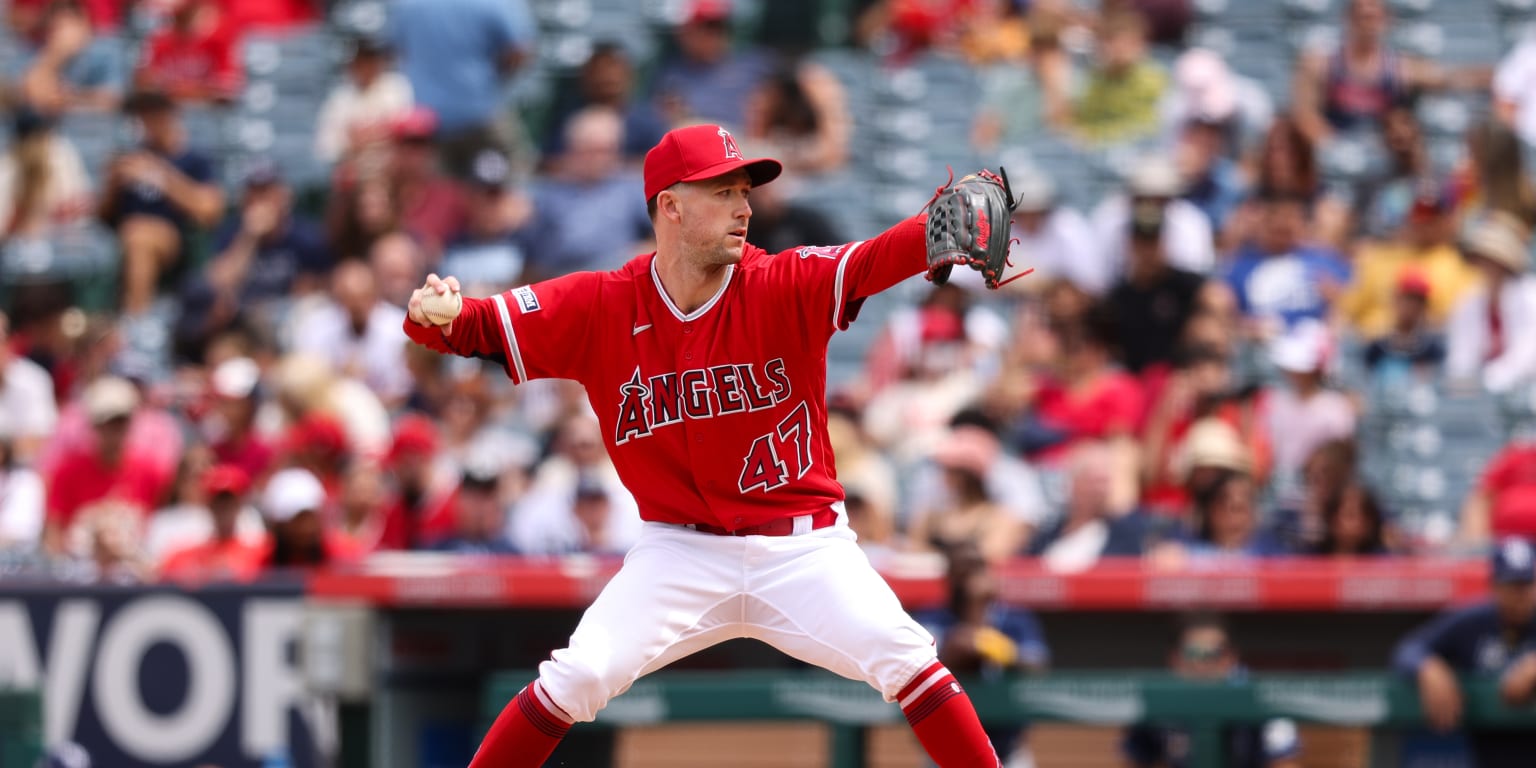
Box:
[536,515,938,723]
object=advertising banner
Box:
[0,581,329,768]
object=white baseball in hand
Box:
[420,288,463,326]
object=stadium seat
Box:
[1283,0,1335,19]
[1390,0,1435,18]
[1498,0,1536,19]
[330,0,389,36]
[1193,0,1231,20]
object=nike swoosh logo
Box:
[633,324,652,335]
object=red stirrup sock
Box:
[468,680,572,768]
[898,661,1003,768]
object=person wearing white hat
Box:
[989,169,1100,295]
[40,376,168,555]
[202,356,275,481]
[1263,319,1357,487]
[260,467,355,568]
[1091,155,1217,288]
[1446,214,1536,393]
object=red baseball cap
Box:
[202,464,251,498]
[390,106,438,141]
[1397,270,1431,298]
[284,413,349,459]
[387,414,439,464]
[643,124,781,201]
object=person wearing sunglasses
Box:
[1123,613,1302,768]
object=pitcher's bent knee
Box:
[535,651,627,723]
[868,626,942,701]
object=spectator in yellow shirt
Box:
[1337,182,1478,336]
[1070,10,1166,146]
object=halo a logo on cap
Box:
[719,127,743,160]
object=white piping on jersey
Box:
[492,293,529,383]
[831,241,865,333]
[650,258,735,322]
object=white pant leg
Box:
[537,523,749,722]
[742,525,937,701]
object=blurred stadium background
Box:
[4,0,1536,765]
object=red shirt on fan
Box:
[223,0,319,29]
[159,537,266,582]
[1030,372,1147,461]
[377,488,457,550]
[405,223,926,532]
[138,19,243,100]
[45,449,168,528]
[1480,445,1536,539]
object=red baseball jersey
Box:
[404,217,928,530]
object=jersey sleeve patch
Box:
[512,285,541,314]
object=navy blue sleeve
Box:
[178,152,216,185]
[290,219,334,274]
[211,216,240,253]
[1393,604,1493,676]
[1418,336,1447,366]
[996,608,1051,667]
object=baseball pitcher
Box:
[404,123,1019,766]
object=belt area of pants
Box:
[687,509,839,537]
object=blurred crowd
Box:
[3,0,1536,586]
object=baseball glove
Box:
[924,168,1029,290]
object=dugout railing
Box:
[482,670,1536,768]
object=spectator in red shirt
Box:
[1462,444,1536,545]
[260,467,359,570]
[134,0,242,104]
[222,0,319,30]
[159,464,266,582]
[281,412,350,498]
[378,414,456,550]
[1028,304,1146,510]
[203,356,275,481]
[1140,347,1271,515]
[42,377,169,554]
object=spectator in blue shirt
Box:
[1224,190,1350,334]
[1394,538,1536,768]
[523,107,651,279]
[651,0,772,130]
[98,90,224,316]
[176,159,330,361]
[9,0,122,115]
[916,542,1049,765]
[429,463,517,555]
[1157,469,1291,563]
[387,0,536,177]
[1124,613,1302,768]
